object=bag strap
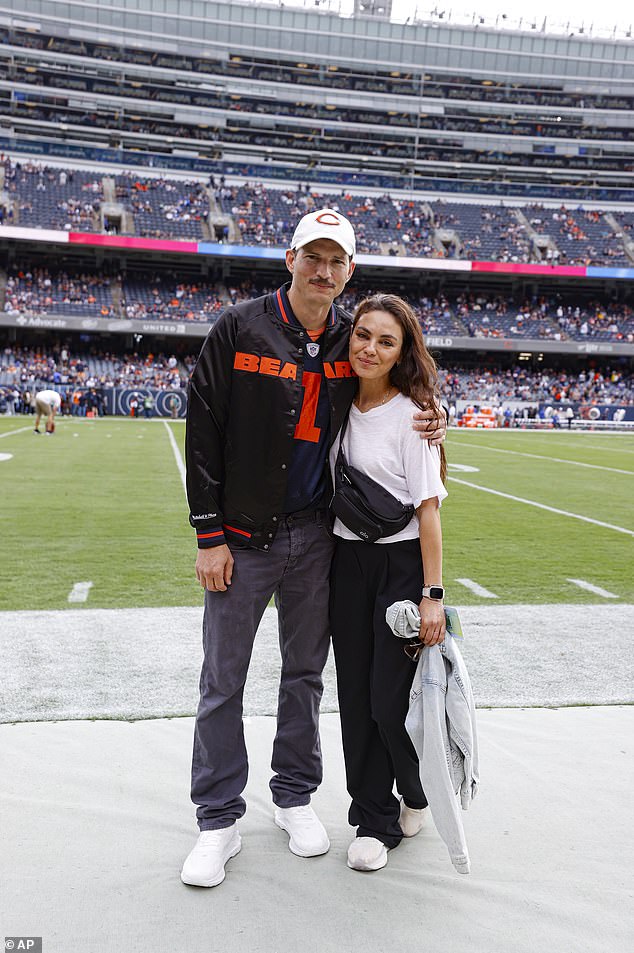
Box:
[337,404,352,461]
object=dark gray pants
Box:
[191,511,335,830]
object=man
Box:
[566,405,574,429]
[33,388,61,435]
[182,208,445,888]
[167,393,180,419]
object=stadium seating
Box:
[0,346,194,390]
[2,267,632,343]
[4,269,115,317]
[7,164,104,232]
[4,160,633,267]
[121,276,225,322]
[114,176,210,240]
[1,346,631,409]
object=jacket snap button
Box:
[290,409,296,415]
[281,464,287,469]
[272,516,278,521]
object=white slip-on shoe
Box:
[399,798,428,838]
[347,837,388,871]
[274,805,330,857]
[180,824,241,887]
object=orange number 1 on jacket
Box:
[294,371,322,443]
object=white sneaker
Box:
[180,824,241,887]
[347,837,388,871]
[274,805,330,857]
[399,798,427,838]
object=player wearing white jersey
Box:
[34,389,62,435]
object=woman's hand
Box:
[418,598,446,646]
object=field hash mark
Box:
[68,582,94,604]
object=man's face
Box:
[286,239,355,308]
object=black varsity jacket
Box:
[186,288,358,550]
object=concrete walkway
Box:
[1,708,632,953]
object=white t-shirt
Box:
[329,392,448,543]
[36,390,61,410]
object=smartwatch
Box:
[422,585,445,601]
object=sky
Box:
[388,0,632,35]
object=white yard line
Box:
[448,442,633,475]
[455,578,499,598]
[447,476,634,537]
[0,425,35,439]
[67,582,93,604]
[566,579,619,599]
[163,420,187,495]
[562,442,634,455]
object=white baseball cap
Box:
[290,207,356,258]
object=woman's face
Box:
[349,309,404,386]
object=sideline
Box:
[1,603,633,722]
[447,442,633,475]
[447,476,634,537]
[162,419,187,495]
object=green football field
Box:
[1,416,632,610]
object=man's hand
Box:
[412,402,447,446]
[196,544,234,591]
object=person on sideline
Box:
[182,209,446,888]
[328,294,448,872]
[33,388,61,434]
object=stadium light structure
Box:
[354,0,393,16]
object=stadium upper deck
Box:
[0,0,633,202]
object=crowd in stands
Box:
[4,161,104,232]
[114,175,210,240]
[3,265,633,343]
[1,345,631,412]
[3,159,633,268]
[0,345,194,391]
[452,293,634,342]
[121,275,226,322]
[4,268,115,317]
[214,183,634,267]
[439,364,633,405]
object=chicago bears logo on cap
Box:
[315,212,343,227]
[290,207,356,257]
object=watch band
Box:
[422,585,445,600]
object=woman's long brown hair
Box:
[353,294,447,483]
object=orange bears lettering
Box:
[323,361,355,379]
[233,352,297,380]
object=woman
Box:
[329,293,448,872]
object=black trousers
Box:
[330,537,427,849]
